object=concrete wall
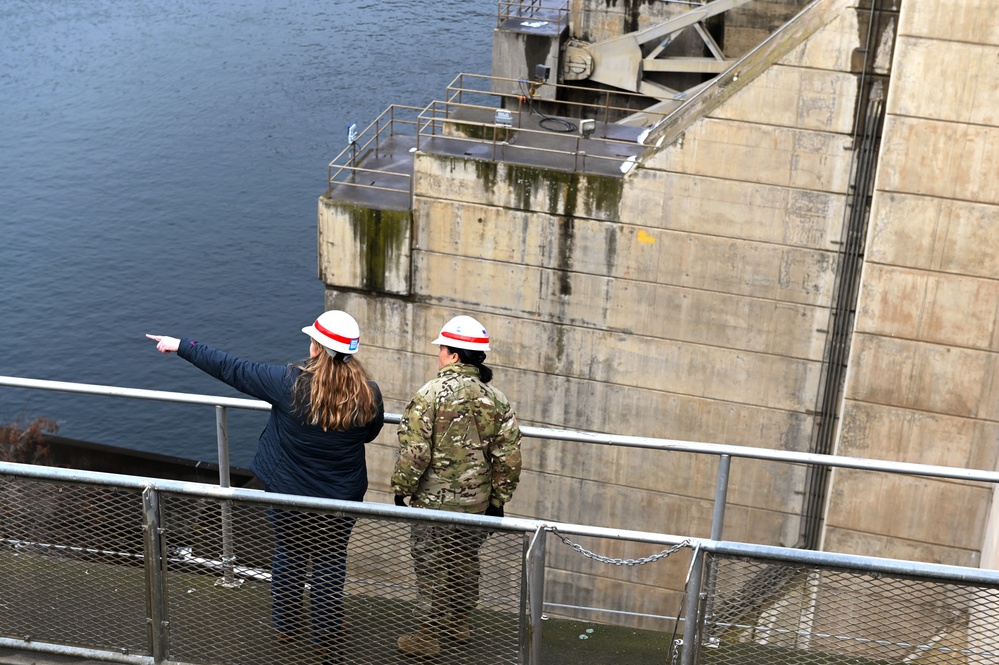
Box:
[622,0,863,546]
[324,150,822,536]
[316,0,873,625]
[317,202,411,295]
[491,29,562,100]
[825,0,999,567]
[724,0,814,56]
[569,0,688,44]
[316,0,999,626]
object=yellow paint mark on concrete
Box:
[637,229,656,244]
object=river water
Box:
[0,0,494,467]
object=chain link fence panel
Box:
[701,553,999,665]
[0,475,150,656]
[157,492,525,665]
[541,528,696,665]
[0,474,527,665]
[7,467,999,665]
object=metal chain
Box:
[546,527,693,566]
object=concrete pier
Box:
[317,0,999,626]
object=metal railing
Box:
[324,74,673,203]
[4,461,999,665]
[496,0,569,28]
[440,72,670,128]
[325,104,424,199]
[410,74,669,175]
[417,99,641,173]
[7,375,999,663]
[6,374,999,546]
[0,462,533,665]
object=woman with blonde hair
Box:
[147,310,383,664]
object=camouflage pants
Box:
[409,523,490,620]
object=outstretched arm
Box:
[146,334,180,354]
[149,335,289,405]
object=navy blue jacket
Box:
[178,339,383,500]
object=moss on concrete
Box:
[427,153,625,223]
[500,164,624,221]
[473,159,499,197]
[346,205,411,293]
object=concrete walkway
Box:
[0,615,679,665]
[0,648,111,665]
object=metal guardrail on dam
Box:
[4,463,999,665]
[6,376,999,664]
[6,374,999,544]
[496,0,569,29]
[324,74,671,203]
[325,104,423,200]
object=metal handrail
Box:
[325,75,673,200]
[7,377,999,665]
[5,373,999,483]
[325,104,424,198]
[421,99,643,147]
[417,104,640,172]
[327,166,413,196]
[496,0,569,27]
[0,376,269,410]
[5,458,999,586]
[410,73,679,173]
[4,458,999,665]
[445,72,672,124]
[4,374,999,530]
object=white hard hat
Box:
[302,310,360,355]
[432,315,490,352]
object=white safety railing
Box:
[3,461,999,665]
[4,374,999,546]
[7,375,999,664]
[325,103,423,200]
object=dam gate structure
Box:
[317,0,999,629]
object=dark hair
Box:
[445,345,493,384]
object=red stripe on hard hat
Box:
[314,320,357,346]
[442,331,488,344]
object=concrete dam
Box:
[317,0,999,623]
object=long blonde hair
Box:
[292,345,378,431]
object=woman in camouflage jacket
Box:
[391,315,522,657]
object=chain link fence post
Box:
[142,486,170,663]
[711,455,730,541]
[524,526,547,664]
[681,544,705,665]
[215,405,241,588]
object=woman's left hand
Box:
[146,334,180,354]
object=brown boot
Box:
[397,622,441,658]
[441,614,471,642]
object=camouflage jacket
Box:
[391,363,522,514]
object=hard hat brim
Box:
[432,333,490,351]
[303,325,359,354]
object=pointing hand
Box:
[146,334,180,354]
